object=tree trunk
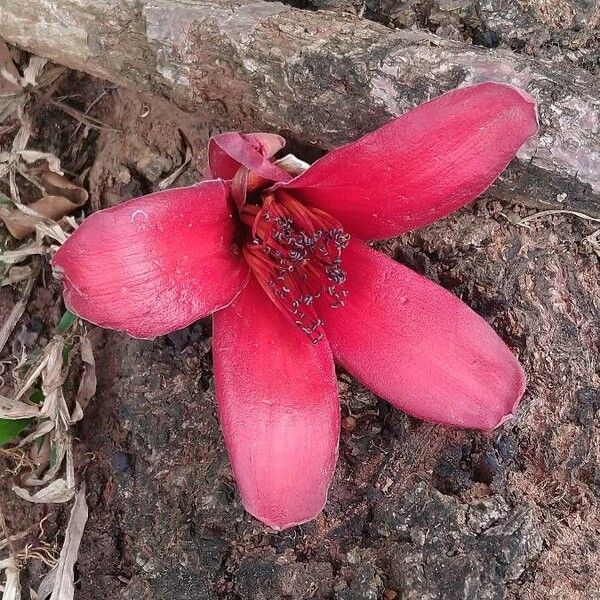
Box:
[1,0,599,216]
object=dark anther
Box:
[244,197,348,344]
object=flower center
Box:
[241,191,349,343]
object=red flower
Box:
[53,83,538,530]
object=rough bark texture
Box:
[0,0,599,217]
[0,2,599,600]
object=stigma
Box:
[241,192,349,343]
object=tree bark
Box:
[0,0,599,216]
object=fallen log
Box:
[1,1,599,216]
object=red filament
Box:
[242,192,349,343]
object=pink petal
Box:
[275,83,538,240]
[213,276,340,530]
[208,132,290,182]
[317,241,525,429]
[53,181,248,338]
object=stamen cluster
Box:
[241,192,349,342]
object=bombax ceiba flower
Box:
[53,83,538,529]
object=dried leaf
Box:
[1,183,87,239]
[18,337,74,489]
[48,486,87,600]
[10,113,32,155]
[14,436,74,501]
[31,221,68,246]
[1,266,31,287]
[0,556,21,600]
[0,261,40,354]
[33,64,65,92]
[17,152,62,176]
[35,569,55,600]
[0,98,24,126]
[20,57,47,88]
[0,530,29,553]
[26,432,49,475]
[0,124,17,137]
[0,396,40,419]
[16,420,53,448]
[73,337,95,417]
[23,431,68,486]
[12,478,74,504]
[0,208,40,241]
[13,341,57,402]
[0,241,47,265]
[39,340,69,423]
[40,173,87,203]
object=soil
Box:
[0,2,599,598]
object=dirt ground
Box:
[0,1,599,598]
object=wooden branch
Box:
[1,0,599,215]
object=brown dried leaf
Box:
[1,169,88,240]
[72,337,96,420]
[39,172,87,205]
[1,195,84,240]
[12,478,74,504]
[48,486,87,600]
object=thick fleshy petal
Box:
[53,181,248,338]
[275,82,538,240]
[317,241,525,429]
[208,132,290,182]
[213,276,340,530]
